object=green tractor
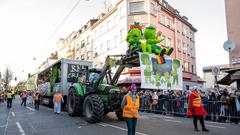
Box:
[67,55,139,123]
[67,55,140,123]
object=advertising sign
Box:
[67,64,87,82]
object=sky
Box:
[0,0,228,84]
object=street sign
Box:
[212,66,220,75]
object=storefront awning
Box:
[217,67,240,85]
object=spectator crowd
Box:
[138,88,240,124]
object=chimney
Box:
[182,16,188,21]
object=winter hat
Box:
[127,84,137,91]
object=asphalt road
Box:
[0,96,239,135]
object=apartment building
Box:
[57,0,198,90]
[225,0,240,66]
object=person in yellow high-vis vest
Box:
[187,86,209,132]
[6,90,13,109]
[121,84,139,135]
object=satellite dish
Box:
[223,40,236,52]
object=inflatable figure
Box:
[144,26,174,56]
[126,22,146,55]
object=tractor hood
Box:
[98,84,120,94]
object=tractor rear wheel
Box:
[83,94,104,123]
[67,88,82,116]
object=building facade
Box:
[202,64,232,89]
[225,0,240,66]
[57,0,198,90]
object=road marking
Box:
[205,121,230,125]
[205,124,226,129]
[4,111,11,135]
[161,116,174,119]
[27,106,35,111]
[99,122,148,135]
[78,126,82,128]
[16,122,26,135]
[98,123,107,127]
[164,119,182,123]
[30,123,38,133]
[11,112,15,117]
[0,125,6,128]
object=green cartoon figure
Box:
[154,72,161,89]
[144,26,174,56]
[164,72,171,89]
[172,59,180,85]
[126,22,146,55]
[141,53,152,84]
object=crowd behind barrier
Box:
[138,89,240,124]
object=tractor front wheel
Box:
[83,94,104,123]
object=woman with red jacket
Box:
[187,86,209,132]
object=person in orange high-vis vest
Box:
[187,86,209,132]
[34,91,41,110]
[121,84,139,135]
[53,90,64,114]
[21,91,28,107]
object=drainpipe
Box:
[147,0,150,26]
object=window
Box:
[187,44,190,55]
[129,1,145,13]
[186,28,189,38]
[182,26,186,35]
[160,15,165,24]
[192,65,195,74]
[177,39,181,51]
[188,62,190,72]
[87,51,91,60]
[94,48,98,57]
[120,29,125,42]
[81,40,85,48]
[107,40,111,50]
[165,38,171,47]
[120,6,125,17]
[191,48,195,58]
[177,22,181,32]
[182,42,186,53]
[190,32,195,41]
[81,54,85,60]
[114,35,119,47]
[150,3,156,15]
[166,18,170,28]
[184,62,188,72]
[87,36,90,44]
[161,35,166,46]
[163,1,168,8]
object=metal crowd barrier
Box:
[139,98,240,123]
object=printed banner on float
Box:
[139,52,183,90]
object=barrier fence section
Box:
[139,98,240,123]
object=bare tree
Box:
[2,66,13,90]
